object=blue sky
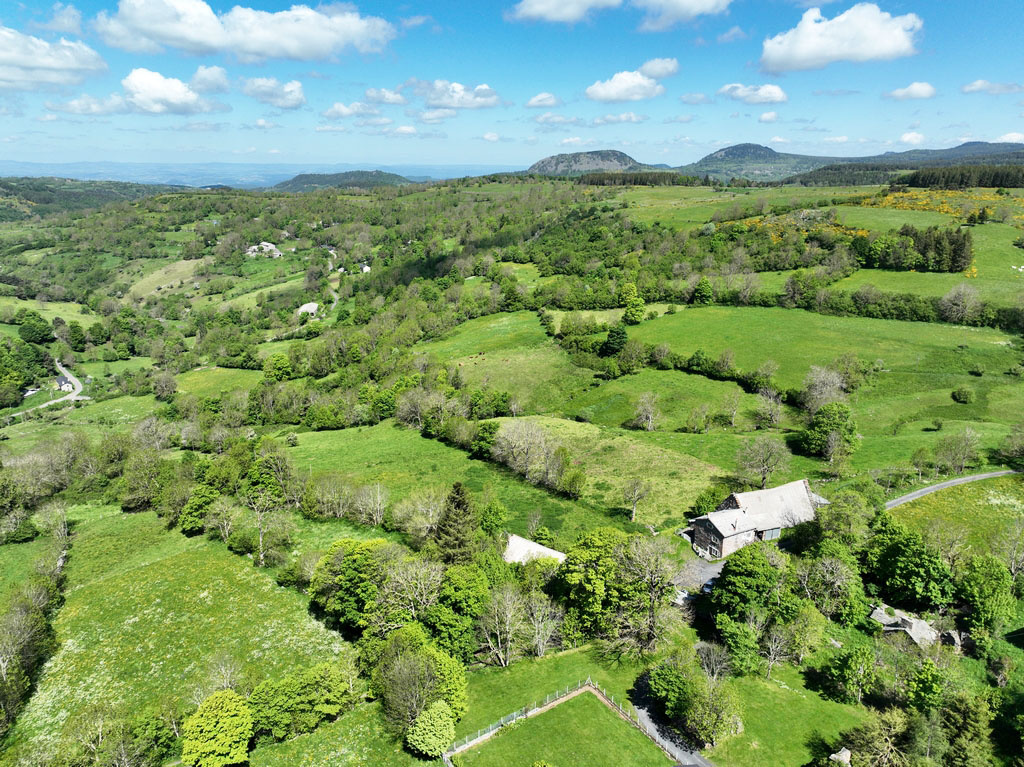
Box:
[1,0,1023,166]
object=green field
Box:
[835,205,953,230]
[0,538,49,604]
[0,296,93,326]
[892,474,1024,548]
[458,692,672,767]
[76,356,154,379]
[414,311,596,414]
[176,366,264,397]
[1,504,347,763]
[129,256,209,297]
[620,185,879,228]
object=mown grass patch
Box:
[414,312,595,414]
[710,664,868,767]
[2,505,346,762]
[892,474,1024,549]
[458,691,672,767]
[176,366,263,397]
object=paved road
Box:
[885,470,1019,509]
[11,360,84,418]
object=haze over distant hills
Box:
[272,170,411,192]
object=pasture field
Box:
[1,504,346,763]
[414,311,596,414]
[128,256,209,297]
[176,365,263,397]
[709,664,868,767]
[892,474,1024,549]
[76,356,153,379]
[0,296,92,326]
[834,205,953,230]
[620,185,879,228]
[457,692,672,767]
[284,422,622,549]
[0,538,49,604]
[832,221,1024,305]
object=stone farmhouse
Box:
[691,479,828,559]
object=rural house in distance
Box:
[692,479,828,559]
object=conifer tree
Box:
[433,482,477,564]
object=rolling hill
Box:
[526,150,659,176]
[0,177,179,221]
[272,170,412,192]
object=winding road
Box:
[885,470,1020,509]
[11,360,84,418]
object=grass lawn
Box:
[2,504,347,763]
[176,366,263,397]
[283,422,626,550]
[414,311,596,414]
[458,692,672,767]
[892,474,1024,549]
[710,664,868,767]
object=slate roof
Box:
[503,533,566,565]
[697,479,826,538]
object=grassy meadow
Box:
[1,504,347,763]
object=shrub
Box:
[951,386,975,404]
[181,690,253,767]
[406,700,455,758]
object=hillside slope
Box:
[273,170,411,192]
[527,150,655,176]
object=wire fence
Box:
[444,676,713,767]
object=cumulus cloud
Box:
[0,24,106,90]
[415,108,456,124]
[593,111,647,125]
[526,92,560,108]
[962,79,1024,95]
[717,25,745,43]
[761,3,922,74]
[587,71,663,102]
[38,3,83,35]
[769,136,789,144]
[94,0,395,62]
[482,131,500,142]
[47,93,127,115]
[122,67,220,113]
[393,125,417,135]
[638,57,678,78]
[510,0,621,23]
[632,0,732,31]
[887,81,935,100]
[759,111,778,123]
[190,64,229,94]
[718,83,787,104]
[900,131,925,145]
[560,136,596,146]
[680,92,711,105]
[365,87,406,104]
[997,132,1024,143]
[413,79,499,108]
[242,77,305,109]
[322,101,378,119]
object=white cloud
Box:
[769,136,789,144]
[393,125,417,135]
[593,111,647,125]
[887,81,935,100]
[680,92,711,105]
[996,132,1024,143]
[38,3,83,35]
[586,71,663,102]
[718,83,787,104]
[560,136,596,146]
[365,87,406,104]
[663,114,694,123]
[94,0,395,62]
[759,111,778,123]
[415,79,499,108]
[401,15,431,29]
[356,116,392,127]
[49,66,227,115]
[190,64,229,94]
[717,25,745,43]
[638,57,678,78]
[526,92,560,108]
[251,118,277,129]
[48,93,126,115]
[761,3,922,74]
[242,77,305,109]
[510,0,621,23]
[900,131,925,145]
[482,132,500,142]
[0,24,105,90]
[417,108,456,124]
[322,101,378,119]
[962,79,1024,95]
[632,0,732,31]
[823,135,849,143]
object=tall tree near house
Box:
[616,536,678,653]
[479,584,526,667]
[736,436,791,489]
[622,478,652,522]
[432,482,477,564]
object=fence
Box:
[443,676,713,767]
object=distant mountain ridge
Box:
[527,141,1024,182]
[273,170,411,192]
